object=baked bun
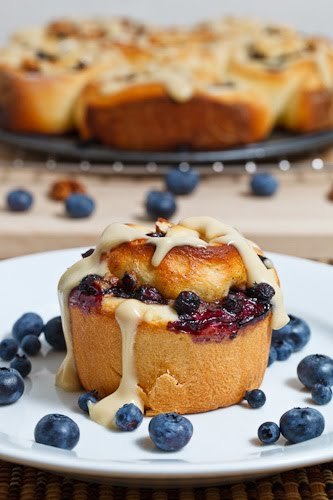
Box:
[57,217,288,427]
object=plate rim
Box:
[0,249,332,482]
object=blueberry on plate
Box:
[245,389,266,408]
[12,312,44,342]
[165,167,199,195]
[10,354,32,378]
[279,407,325,443]
[78,390,98,413]
[250,172,279,197]
[44,316,66,351]
[268,346,277,367]
[149,412,193,451]
[21,334,41,356]
[0,338,18,361]
[65,193,95,219]
[7,189,33,212]
[274,339,293,361]
[34,414,80,450]
[145,190,177,220]
[311,384,332,405]
[258,421,280,444]
[272,315,310,352]
[174,291,201,316]
[115,403,143,431]
[297,354,333,388]
[0,367,24,405]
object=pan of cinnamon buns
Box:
[0,16,333,155]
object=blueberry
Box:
[0,338,18,361]
[34,414,80,450]
[115,403,143,431]
[10,355,32,378]
[247,282,275,302]
[250,172,279,197]
[311,384,332,405]
[44,316,66,351]
[297,354,333,388]
[245,389,266,408]
[145,191,177,220]
[174,291,201,316]
[134,285,166,304]
[65,193,95,218]
[279,407,325,443]
[0,367,24,405]
[165,167,199,195]
[21,335,41,356]
[272,315,310,352]
[258,422,280,444]
[274,339,293,361]
[78,390,98,413]
[7,189,33,212]
[12,312,44,342]
[148,412,193,451]
[268,345,277,367]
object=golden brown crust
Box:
[71,305,272,414]
[104,239,248,301]
[77,82,272,150]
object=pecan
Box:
[49,178,86,201]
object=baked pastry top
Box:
[1,15,332,146]
[56,217,289,427]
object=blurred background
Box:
[0,0,332,40]
[0,0,332,261]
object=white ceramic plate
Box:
[0,249,332,487]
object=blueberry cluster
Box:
[269,315,311,366]
[297,354,333,405]
[0,312,66,405]
[258,407,325,445]
[145,166,199,220]
[6,188,95,219]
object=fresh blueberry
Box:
[34,414,80,450]
[311,384,332,405]
[297,354,333,388]
[257,422,280,444]
[12,312,44,342]
[21,335,41,356]
[245,389,266,408]
[10,355,32,378]
[165,167,199,195]
[65,193,95,218]
[148,412,193,451]
[78,390,98,413]
[0,338,18,361]
[279,407,325,443]
[0,367,24,405]
[7,189,33,212]
[247,282,275,302]
[134,285,166,304]
[145,190,177,220]
[272,315,310,352]
[268,345,277,367]
[174,291,201,316]
[44,316,66,351]
[115,403,143,431]
[274,339,293,361]
[250,172,279,197]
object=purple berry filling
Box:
[69,273,272,341]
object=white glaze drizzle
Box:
[57,216,288,428]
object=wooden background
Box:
[0,152,332,260]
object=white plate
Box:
[0,249,332,487]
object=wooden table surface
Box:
[0,162,332,260]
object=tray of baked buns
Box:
[1,16,333,164]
